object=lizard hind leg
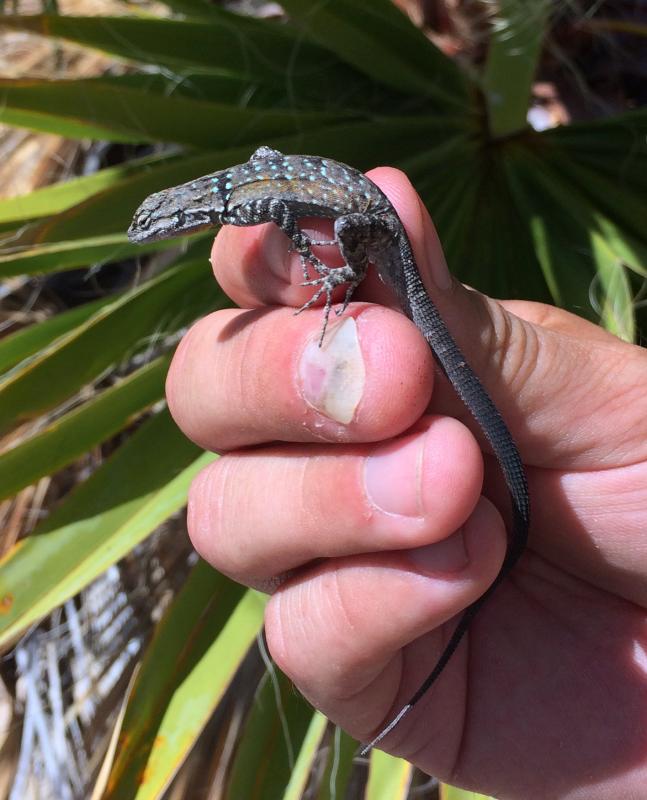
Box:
[225,201,371,345]
[295,212,385,345]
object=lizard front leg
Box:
[222,198,326,280]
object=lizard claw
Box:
[298,254,311,281]
[296,265,362,346]
[336,282,359,316]
[295,277,334,345]
[291,249,328,280]
[307,238,337,248]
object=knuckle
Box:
[166,312,220,420]
[264,567,373,701]
[186,458,235,572]
[482,296,535,394]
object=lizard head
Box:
[128,176,225,243]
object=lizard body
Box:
[129,146,530,753]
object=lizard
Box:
[128,145,530,754]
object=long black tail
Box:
[362,239,529,755]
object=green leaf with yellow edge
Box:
[0,14,350,90]
[0,152,169,225]
[0,353,169,501]
[0,295,110,372]
[0,231,179,278]
[545,107,647,164]
[16,65,386,117]
[545,109,647,233]
[0,412,213,647]
[503,142,638,337]
[431,143,549,302]
[0,104,139,144]
[8,150,242,243]
[501,145,603,316]
[281,0,468,104]
[513,136,647,277]
[103,575,265,800]
[15,117,460,245]
[482,0,550,137]
[311,726,357,800]
[586,213,647,279]
[0,78,351,146]
[0,245,221,432]
[281,713,329,800]
[440,785,495,800]
[365,749,414,798]
[548,149,647,251]
[224,670,314,799]
[589,232,634,342]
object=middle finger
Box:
[187,414,485,586]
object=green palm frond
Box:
[0,1,644,797]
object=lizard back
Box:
[223,153,391,221]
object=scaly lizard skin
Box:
[128,145,530,753]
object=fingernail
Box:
[298,316,365,424]
[408,530,469,574]
[364,433,424,517]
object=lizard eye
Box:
[136,212,151,229]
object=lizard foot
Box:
[296,264,359,346]
[286,244,329,281]
[287,233,338,280]
[297,252,330,281]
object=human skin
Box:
[166,168,647,799]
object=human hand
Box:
[166,167,647,799]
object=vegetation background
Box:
[0,0,645,797]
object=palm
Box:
[434,555,646,796]
[363,301,647,796]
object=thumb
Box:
[367,166,647,471]
[367,166,529,457]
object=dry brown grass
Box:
[0,0,140,198]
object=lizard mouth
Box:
[127,213,157,243]
[127,205,216,243]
